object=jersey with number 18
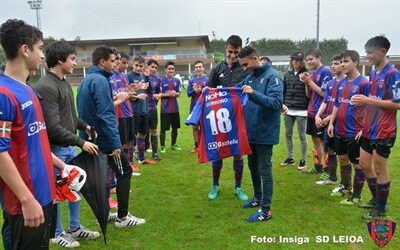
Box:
[185,87,252,163]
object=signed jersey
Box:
[186,87,252,163]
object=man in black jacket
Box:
[35,41,100,248]
[205,35,249,201]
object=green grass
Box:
[3,87,400,249]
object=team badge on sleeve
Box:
[0,120,12,139]
[367,219,396,248]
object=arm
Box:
[327,106,338,138]
[242,76,283,111]
[0,152,44,227]
[36,85,86,148]
[92,78,121,151]
[315,102,327,128]
[187,79,195,97]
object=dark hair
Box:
[365,35,391,51]
[165,61,175,69]
[92,46,113,66]
[306,48,322,58]
[226,35,242,49]
[342,50,360,66]
[194,60,203,66]
[147,59,159,66]
[331,53,343,61]
[120,52,130,60]
[133,55,145,64]
[111,47,120,57]
[260,56,271,63]
[44,41,76,68]
[238,46,259,58]
[0,19,43,60]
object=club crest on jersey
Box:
[28,121,46,136]
[352,86,359,93]
[367,219,396,248]
[316,75,321,82]
[378,79,385,89]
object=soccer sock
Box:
[212,160,223,186]
[233,159,244,189]
[137,137,145,161]
[352,168,365,197]
[151,135,158,153]
[376,182,390,212]
[366,177,378,201]
[160,131,166,147]
[171,129,178,146]
[145,132,150,150]
[127,143,134,163]
[340,164,352,189]
[314,163,323,173]
[328,155,338,181]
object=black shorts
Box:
[334,136,360,164]
[160,112,181,131]
[8,202,54,249]
[118,117,134,145]
[324,132,335,153]
[306,116,324,138]
[148,110,158,130]
[133,115,149,136]
[360,136,395,159]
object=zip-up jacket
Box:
[283,68,309,110]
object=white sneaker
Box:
[316,178,338,185]
[115,214,146,228]
[67,226,100,240]
[51,232,80,248]
[108,212,118,222]
[146,148,153,153]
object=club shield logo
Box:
[367,219,396,248]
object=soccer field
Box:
[2,88,399,250]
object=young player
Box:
[127,56,156,165]
[145,59,162,161]
[280,51,309,169]
[77,46,146,228]
[327,50,369,206]
[351,36,400,219]
[205,35,249,201]
[187,60,208,153]
[35,41,100,247]
[0,19,69,249]
[237,46,283,222]
[109,52,142,174]
[300,49,332,173]
[314,54,344,185]
[159,61,182,153]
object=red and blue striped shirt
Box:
[334,75,369,138]
[308,66,332,117]
[186,87,252,163]
[362,64,400,140]
[160,76,181,113]
[0,74,55,215]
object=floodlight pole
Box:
[316,0,320,49]
[27,0,42,30]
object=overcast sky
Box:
[1,0,399,56]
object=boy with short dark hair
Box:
[127,56,156,165]
[145,59,162,160]
[327,50,369,205]
[187,60,208,152]
[351,36,400,219]
[159,61,182,153]
[300,48,332,173]
[314,54,344,186]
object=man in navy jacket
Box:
[237,46,283,222]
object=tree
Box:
[208,38,226,54]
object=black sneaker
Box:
[362,208,387,220]
[152,153,162,161]
[298,160,307,171]
[358,198,377,209]
[280,158,295,166]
